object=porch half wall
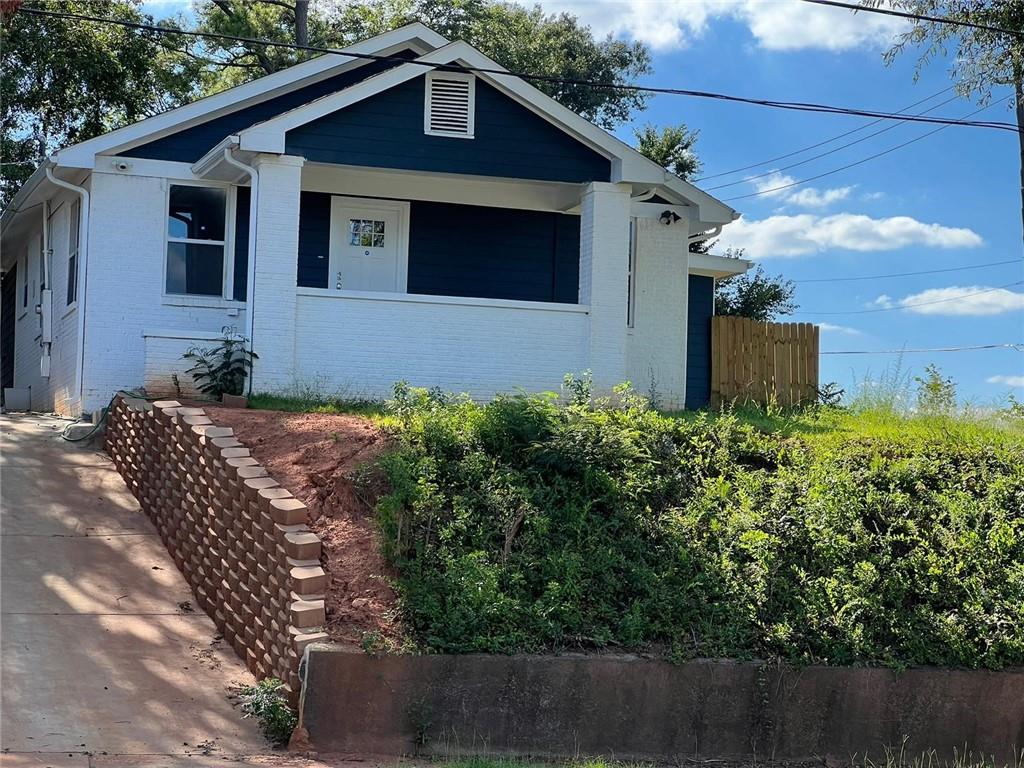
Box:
[293,291,589,400]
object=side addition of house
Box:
[0,23,749,416]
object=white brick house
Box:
[0,23,748,417]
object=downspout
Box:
[221,145,259,397]
[45,165,89,412]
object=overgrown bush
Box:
[237,678,296,745]
[182,326,257,400]
[376,381,1024,668]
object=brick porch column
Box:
[249,154,304,393]
[579,181,632,391]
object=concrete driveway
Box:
[0,414,273,766]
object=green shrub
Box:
[237,678,296,745]
[376,383,1024,668]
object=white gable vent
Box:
[425,71,475,138]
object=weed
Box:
[237,678,296,746]
[182,326,257,400]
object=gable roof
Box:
[7,21,738,231]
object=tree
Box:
[861,0,1024,241]
[0,0,197,206]
[714,251,797,321]
[634,123,701,180]
[189,0,652,128]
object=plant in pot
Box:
[182,326,257,407]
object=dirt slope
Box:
[208,408,402,649]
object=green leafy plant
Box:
[915,364,957,415]
[237,678,296,746]
[182,326,257,400]
[375,382,1024,668]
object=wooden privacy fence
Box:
[711,317,819,407]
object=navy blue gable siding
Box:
[685,275,714,410]
[285,77,611,184]
[123,53,415,162]
[407,202,579,303]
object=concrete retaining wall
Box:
[105,395,328,702]
[301,649,1024,761]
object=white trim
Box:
[53,24,450,169]
[424,71,475,138]
[302,164,582,213]
[95,157,200,181]
[163,180,237,301]
[297,286,590,314]
[688,251,752,279]
[328,196,410,293]
[143,328,230,341]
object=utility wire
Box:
[695,87,954,182]
[16,6,1020,133]
[794,259,1022,283]
[799,0,1024,37]
[799,281,1024,315]
[820,343,1024,355]
[706,93,961,191]
[723,97,1011,201]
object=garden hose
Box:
[60,389,147,443]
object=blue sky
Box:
[145,0,1023,403]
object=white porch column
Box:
[249,153,304,392]
[579,181,632,391]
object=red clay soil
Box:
[207,407,402,649]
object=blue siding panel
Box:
[295,194,580,303]
[123,54,414,162]
[298,192,332,289]
[286,77,611,184]
[685,275,714,410]
[233,186,250,301]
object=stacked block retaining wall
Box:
[105,395,328,702]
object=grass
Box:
[248,391,386,419]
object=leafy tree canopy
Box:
[714,250,797,322]
[634,122,701,180]
[0,0,198,205]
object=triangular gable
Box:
[53,23,449,168]
[233,42,737,224]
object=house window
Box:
[424,71,475,138]
[166,184,227,297]
[21,253,28,309]
[67,199,80,306]
[626,218,637,328]
[349,219,385,247]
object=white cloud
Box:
[746,172,854,209]
[874,286,1024,316]
[720,214,984,258]
[521,0,906,51]
[987,375,1024,388]
[818,322,862,335]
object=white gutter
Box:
[687,224,723,245]
[45,165,89,411]
[220,145,259,396]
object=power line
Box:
[695,87,954,182]
[821,343,1024,355]
[16,6,1020,133]
[706,93,961,192]
[798,281,1024,315]
[794,259,1022,283]
[723,97,1011,201]
[799,0,1024,38]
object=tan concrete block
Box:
[290,565,327,596]
[268,498,308,526]
[290,599,326,629]
[284,531,321,560]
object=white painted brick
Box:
[626,218,689,409]
[293,294,588,400]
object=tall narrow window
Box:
[67,199,80,306]
[166,184,227,297]
[626,219,637,328]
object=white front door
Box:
[329,197,408,293]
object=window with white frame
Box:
[166,184,227,297]
[626,218,637,327]
[67,199,80,306]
